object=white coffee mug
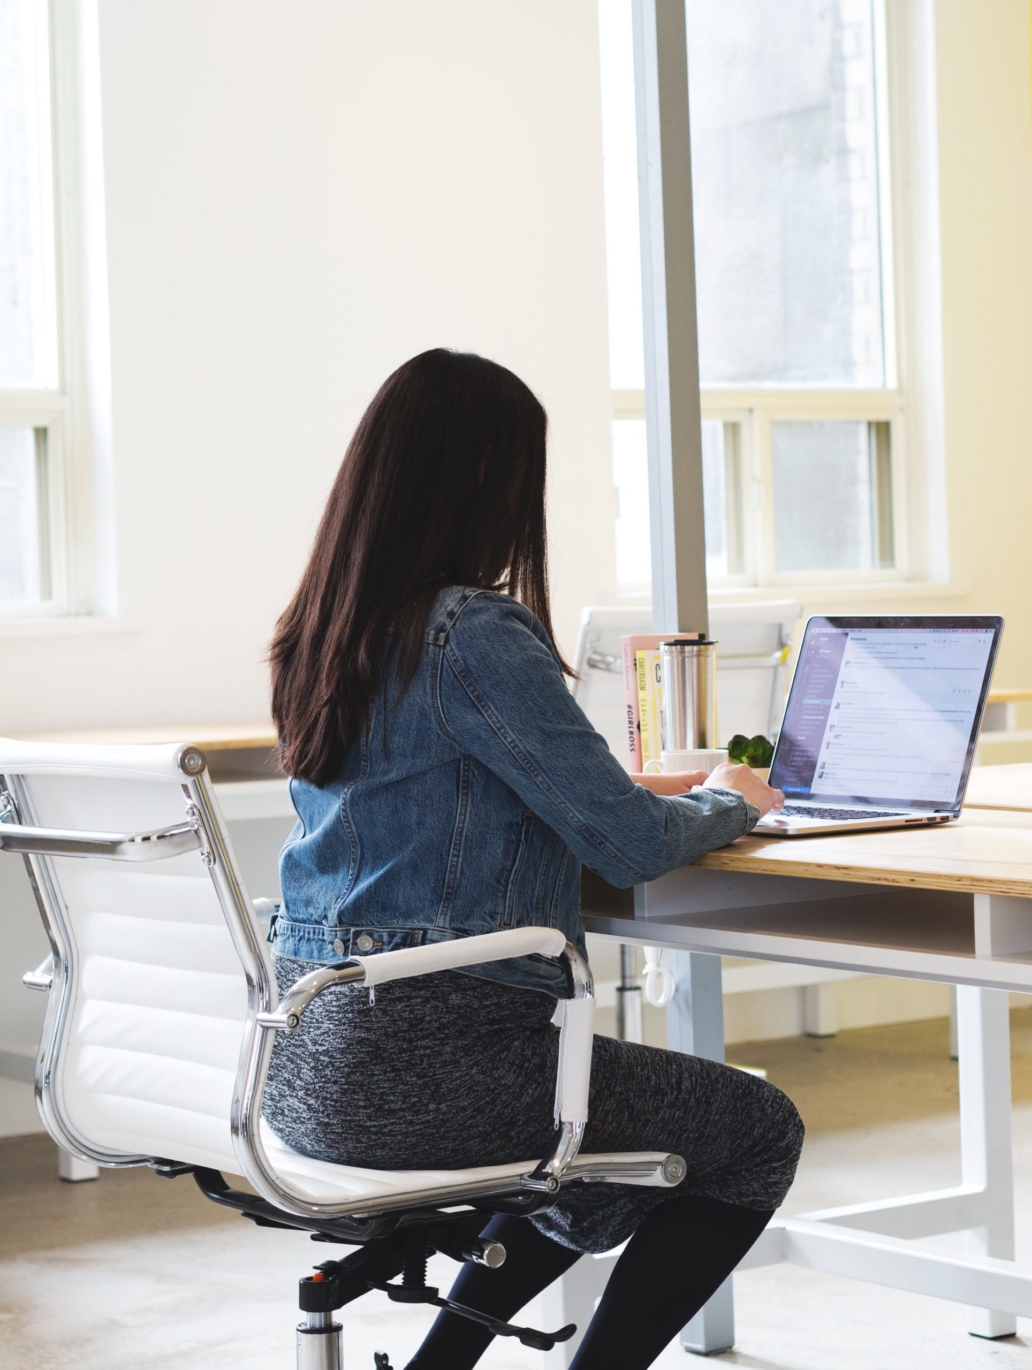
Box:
[643,747,728,776]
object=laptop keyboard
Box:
[780,805,905,821]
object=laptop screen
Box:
[768,616,1003,812]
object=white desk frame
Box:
[544,866,1032,1364]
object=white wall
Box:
[0,0,616,735]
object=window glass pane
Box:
[688,0,886,386]
[0,425,48,603]
[612,418,651,586]
[771,419,893,573]
[0,0,58,388]
[702,420,744,579]
[612,418,736,586]
[598,0,889,389]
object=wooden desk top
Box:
[696,807,1032,899]
[964,764,1032,813]
[16,722,278,752]
[988,688,1032,704]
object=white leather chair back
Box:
[0,743,259,1173]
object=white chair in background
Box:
[571,600,801,759]
[0,737,685,1369]
[974,688,1032,764]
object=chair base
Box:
[157,1163,579,1366]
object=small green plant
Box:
[727,734,775,768]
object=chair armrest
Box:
[253,925,595,1188]
[356,925,568,986]
[0,817,202,861]
[257,925,568,1029]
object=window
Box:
[1,0,62,613]
[600,0,908,591]
[1,0,106,618]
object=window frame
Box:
[606,0,942,598]
[0,0,107,620]
[614,386,908,589]
[0,396,68,611]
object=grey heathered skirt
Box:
[263,955,803,1254]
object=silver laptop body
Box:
[755,615,1003,838]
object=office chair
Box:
[0,738,685,1368]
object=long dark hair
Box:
[270,348,570,785]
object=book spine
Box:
[636,651,651,765]
[622,637,643,770]
[651,649,666,763]
[638,648,665,767]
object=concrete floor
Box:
[3,1013,1032,1368]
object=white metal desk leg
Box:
[667,951,735,1356]
[956,985,1016,1339]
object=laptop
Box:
[754,615,1003,837]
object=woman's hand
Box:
[633,770,709,796]
[702,762,784,817]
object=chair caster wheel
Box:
[374,1354,394,1369]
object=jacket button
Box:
[356,934,375,953]
[332,938,345,955]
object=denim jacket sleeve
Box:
[436,592,758,888]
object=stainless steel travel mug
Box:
[660,640,718,751]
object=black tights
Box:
[405,1195,773,1370]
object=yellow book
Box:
[636,648,664,766]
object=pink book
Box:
[620,632,705,771]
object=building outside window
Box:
[600,0,913,595]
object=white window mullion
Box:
[0,390,65,418]
[888,408,909,580]
[749,406,774,585]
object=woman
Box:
[265,349,803,1369]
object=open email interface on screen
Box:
[772,624,997,806]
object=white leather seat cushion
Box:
[259,1124,540,1202]
[258,1131,670,1203]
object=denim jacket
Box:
[273,586,758,996]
